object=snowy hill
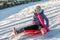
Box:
[0,0,60,40]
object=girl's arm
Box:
[42,10,49,27]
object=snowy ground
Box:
[0,0,60,40]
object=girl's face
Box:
[36,6,39,10]
[36,6,40,14]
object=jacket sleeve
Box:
[41,10,49,27]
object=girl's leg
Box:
[24,25,39,30]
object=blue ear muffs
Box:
[34,8,42,13]
[39,8,42,13]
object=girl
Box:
[33,6,49,35]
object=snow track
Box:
[0,0,60,40]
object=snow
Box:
[0,0,60,40]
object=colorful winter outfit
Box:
[33,8,49,27]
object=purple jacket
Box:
[33,10,49,27]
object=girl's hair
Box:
[36,6,41,9]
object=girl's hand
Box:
[33,21,35,25]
